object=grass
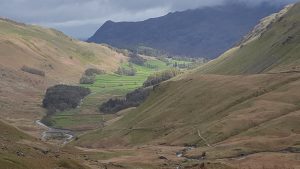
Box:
[44,93,115,130]
[82,61,169,94]
[76,72,300,158]
[0,17,125,76]
[49,114,103,129]
[0,121,89,169]
[87,150,134,160]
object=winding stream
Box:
[36,120,74,145]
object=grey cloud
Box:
[0,0,297,38]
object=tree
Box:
[174,62,178,67]
[128,52,146,66]
[143,68,181,87]
[115,67,136,76]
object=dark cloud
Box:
[0,0,297,38]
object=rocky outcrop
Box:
[238,4,294,46]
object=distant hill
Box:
[88,2,282,59]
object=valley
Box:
[44,56,195,131]
[0,17,126,138]
[0,1,300,169]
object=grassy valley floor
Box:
[45,57,194,132]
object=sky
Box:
[0,0,297,39]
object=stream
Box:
[36,120,74,145]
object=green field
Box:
[82,60,170,95]
[47,58,193,130]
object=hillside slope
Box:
[0,18,126,136]
[197,4,300,74]
[0,18,125,83]
[0,120,90,169]
[76,3,300,168]
[88,2,281,59]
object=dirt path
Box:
[197,129,212,147]
[76,145,186,165]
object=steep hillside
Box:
[76,73,300,146]
[76,4,300,168]
[88,2,281,59]
[76,72,300,168]
[197,4,300,74]
[0,18,125,136]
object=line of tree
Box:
[80,68,105,84]
[128,52,146,66]
[143,68,181,87]
[169,56,199,62]
[99,87,151,114]
[136,46,165,57]
[173,62,195,69]
[115,67,136,76]
[80,75,96,84]
[84,68,105,76]
[145,63,159,69]
[157,56,208,69]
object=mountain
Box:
[76,3,300,168]
[88,2,282,59]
